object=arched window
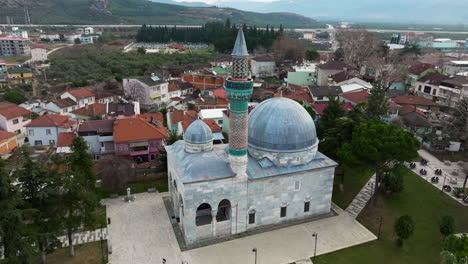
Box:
[195,203,212,226]
[216,199,231,222]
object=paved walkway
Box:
[57,228,108,247]
[345,174,376,218]
[104,193,376,264]
[408,150,467,206]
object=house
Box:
[392,95,440,112]
[316,61,356,86]
[7,67,33,85]
[167,109,198,133]
[311,102,353,118]
[332,76,373,93]
[339,90,370,105]
[30,44,48,62]
[415,72,449,99]
[0,60,7,86]
[0,103,32,135]
[19,100,47,116]
[39,33,60,41]
[309,86,342,102]
[65,33,82,44]
[60,88,95,108]
[77,119,114,157]
[437,76,468,107]
[26,114,76,147]
[45,98,78,115]
[0,36,30,56]
[123,74,169,105]
[56,132,76,154]
[137,113,164,124]
[0,131,18,157]
[199,108,227,127]
[70,103,107,120]
[95,91,117,104]
[209,56,232,67]
[113,117,168,163]
[168,83,182,99]
[179,119,224,143]
[106,100,141,119]
[250,56,275,78]
[401,108,433,136]
[79,36,96,44]
[444,61,468,76]
[182,71,225,90]
[274,84,314,104]
[84,27,94,35]
[407,63,436,89]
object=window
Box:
[249,212,255,224]
[280,206,287,218]
[49,140,55,145]
[218,120,223,125]
[15,129,20,134]
[46,129,51,135]
[294,181,300,191]
[424,86,431,94]
[418,85,422,91]
[12,119,19,124]
[432,89,437,95]
[317,96,324,100]
[29,129,34,136]
[304,202,310,212]
[34,140,42,146]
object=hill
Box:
[149,0,213,8]
[0,0,318,26]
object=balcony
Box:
[130,150,149,156]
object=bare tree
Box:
[271,35,305,64]
[124,79,147,103]
[96,155,134,189]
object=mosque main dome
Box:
[248,97,319,166]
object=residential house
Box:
[106,100,140,119]
[316,61,356,86]
[401,107,433,137]
[287,70,315,87]
[0,60,8,87]
[393,95,440,112]
[250,56,276,78]
[95,91,117,104]
[84,27,94,35]
[39,33,60,41]
[113,117,168,163]
[26,114,76,147]
[182,70,225,90]
[0,36,30,56]
[30,44,47,62]
[45,98,78,115]
[65,33,82,44]
[309,86,342,103]
[0,103,32,135]
[437,76,468,107]
[79,36,96,44]
[407,63,436,89]
[77,119,114,158]
[415,72,449,100]
[444,61,468,76]
[70,103,107,120]
[311,102,353,119]
[339,90,370,106]
[56,132,76,154]
[123,74,169,105]
[199,108,226,127]
[60,88,95,108]
[168,83,182,100]
[330,74,373,93]
[274,84,314,104]
[19,100,47,116]
[209,56,232,67]
[6,28,28,39]
[0,131,17,157]
[7,67,33,85]
[167,109,197,133]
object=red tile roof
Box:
[417,72,449,85]
[66,88,95,99]
[0,103,31,120]
[71,103,106,117]
[341,102,354,111]
[317,61,356,71]
[31,44,47,49]
[168,83,181,92]
[169,110,197,125]
[182,119,222,133]
[274,84,313,103]
[51,98,77,108]
[408,63,435,75]
[387,100,402,109]
[392,95,439,106]
[113,118,168,143]
[0,131,16,141]
[26,114,75,128]
[401,105,426,116]
[137,113,164,124]
[311,102,354,115]
[330,71,354,83]
[339,90,370,104]
[57,132,76,147]
[213,87,228,99]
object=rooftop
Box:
[78,119,114,133]
[317,61,356,71]
[113,118,167,143]
[8,67,32,74]
[66,88,95,99]
[71,103,106,117]
[402,111,432,128]
[169,110,198,125]
[393,95,439,107]
[309,86,342,97]
[417,72,449,85]
[136,75,166,86]
[408,63,435,75]
[107,102,136,117]
[31,44,47,50]
[26,114,75,128]
[311,102,354,115]
[51,98,77,108]
[231,28,249,57]
[330,71,354,83]
[0,103,31,120]
[339,90,370,104]
[182,119,222,133]
[57,132,76,147]
[137,113,164,124]
[199,108,226,119]
[0,131,16,141]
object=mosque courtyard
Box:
[104,192,376,264]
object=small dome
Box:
[184,120,213,144]
[248,97,317,152]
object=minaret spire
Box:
[225,27,253,174]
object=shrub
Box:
[439,216,455,236]
[3,89,26,104]
[381,165,405,194]
[394,215,415,246]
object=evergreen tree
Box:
[317,96,346,137]
[57,137,99,257]
[366,80,389,120]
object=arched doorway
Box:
[195,203,212,226]
[216,199,231,222]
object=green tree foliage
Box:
[3,88,27,104]
[56,137,99,257]
[166,130,182,146]
[338,120,419,199]
[15,146,62,263]
[381,164,405,194]
[394,215,415,246]
[444,235,468,261]
[440,251,468,264]
[294,100,316,120]
[366,81,389,120]
[136,20,282,53]
[137,47,146,54]
[305,49,320,61]
[74,38,81,44]
[317,96,346,137]
[439,216,455,237]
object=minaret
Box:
[225,27,253,174]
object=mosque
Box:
[165,28,338,245]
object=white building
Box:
[80,36,95,44]
[7,29,28,39]
[45,98,78,115]
[26,114,76,147]
[30,45,48,62]
[77,119,115,157]
[444,61,468,76]
[65,33,82,44]
[0,103,32,135]
[84,27,94,35]
[250,56,276,78]
[123,74,169,106]
[40,33,60,41]
[199,108,227,127]
[60,88,95,108]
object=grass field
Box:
[1,56,31,64]
[95,177,168,200]
[47,241,107,264]
[315,168,468,264]
[332,166,374,209]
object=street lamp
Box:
[312,232,318,260]
[252,248,257,264]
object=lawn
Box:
[332,165,374,209]
[315,168,468,264]
[47,241,107,264]
[262,76,283,84]
[95,177,168,200]
[1,56,31,64]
